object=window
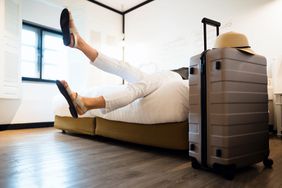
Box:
[21,21,67,82]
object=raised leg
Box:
[58,77,160,116]
[62,9,146,83]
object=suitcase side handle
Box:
[202,17,221,51]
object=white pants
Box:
[91,53,182,112]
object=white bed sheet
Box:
[53,80,189,124]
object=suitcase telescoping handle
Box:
[202,17,221,51]
[197,18,221,168]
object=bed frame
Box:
[54,115,189,150]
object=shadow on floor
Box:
[57,129,189,160]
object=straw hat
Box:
[214,31,255,55]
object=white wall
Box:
[2,0,282,124]
[0,0,122,124]
[125,0,282,78]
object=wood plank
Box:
[0,128,281,187]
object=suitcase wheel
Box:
[222,167,235,180]
[263,158,273,168]
[213,163,236,180]
[191,157,201,169]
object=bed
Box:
[53,80,189,150]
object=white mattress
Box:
[53,80,189,124]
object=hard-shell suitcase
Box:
[188,18,273,179]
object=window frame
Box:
[21,20,63,83]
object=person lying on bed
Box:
[56,8,188,118]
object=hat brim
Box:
[237,48,255,55]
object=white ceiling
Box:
[94,0,150,12]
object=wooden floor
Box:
[0,128,281,188]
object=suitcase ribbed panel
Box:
[189,48,269,168]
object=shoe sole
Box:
[56,80,78,118]
[60,8,71,46]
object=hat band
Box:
[235,46,251,49]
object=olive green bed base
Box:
[54,115,189,150]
